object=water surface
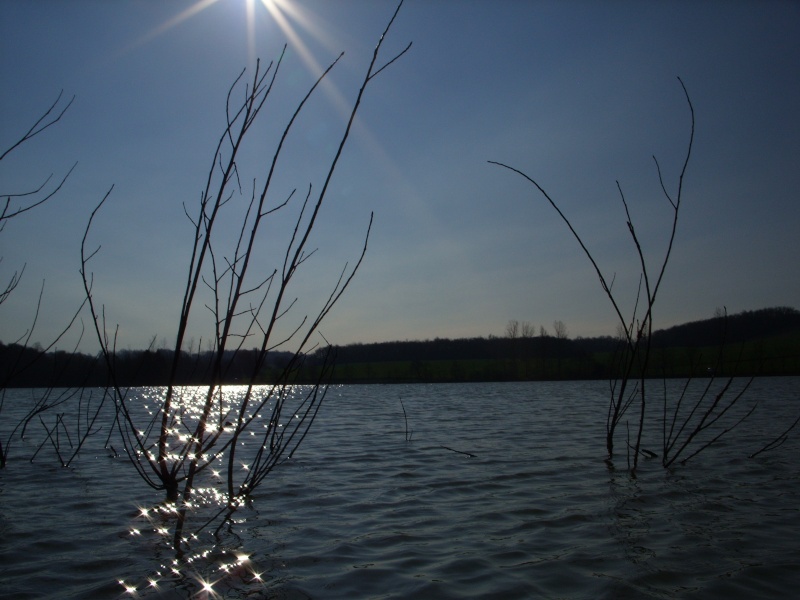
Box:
[1,379,798,598]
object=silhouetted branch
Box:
[0,91,75,162]
[490,77,695,473]
[440,445,477,458]
[400,397,412,441]
[76,1,410,553]
[662,309,757,467]
[749,413,800,458]
[0,90,88,467]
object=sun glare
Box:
[126,0,328,71]
[126,0,222,53]
[111,0,413,241]
[259,0,330,73]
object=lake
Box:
[1,378,798,598]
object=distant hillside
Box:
[651,306,800,348]
[329,307,800,362]
[2,306,799,386]
[322,306,800,382]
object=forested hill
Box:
[650,306,800,347]
[1,306,799,387]
[332,307,800,363]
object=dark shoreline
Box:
[3,306,799,388]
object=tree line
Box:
[3,305,798,387]
[0,344,300,388]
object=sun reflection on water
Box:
[112,384,318,596]
[118,528,271,598]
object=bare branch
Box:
[0,91,75,162]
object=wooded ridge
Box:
[2,306,799,387]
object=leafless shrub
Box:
[491,78,695,473]
[493,80,797,473]
[0,91,103,468]
[81,1,410,551]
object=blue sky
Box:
[1,0,799,353]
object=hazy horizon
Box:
[2,0,799,354]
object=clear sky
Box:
[1,0,799,353]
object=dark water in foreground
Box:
[1,379,798,599]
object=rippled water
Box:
[1,378,798,599]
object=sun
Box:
[120,0,412,210]
[126,0,324,73]
[120,0,356,113]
